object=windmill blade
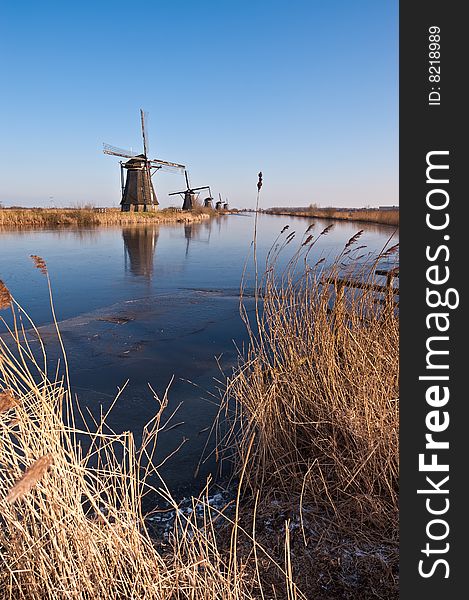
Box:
[103,143,138,159]
[168,190,185,196]
[140,109,149,157]
[190,186,210,192]
[152,165,185,174]
[149,159,185,172]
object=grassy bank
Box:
[0,230,399,598]
[265,207,399,226]
[0,207,212,228]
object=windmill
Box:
[168,170,212,211]
[104,110,185,212]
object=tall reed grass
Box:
[221,226,399,596]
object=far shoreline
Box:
[250,207,399,227]
[0,207,215,229]
[0,206,399,229]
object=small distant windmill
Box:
[104,110,185,212]
[168,170,212,210]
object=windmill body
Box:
[104,110,185,212]
[182,191,199,211]
[121,155,157,211]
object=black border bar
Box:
[400,2,466,596]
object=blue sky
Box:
[0,0,398,209]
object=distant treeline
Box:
[260,206,399,226]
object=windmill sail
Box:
[140,109,149,157]
[103,144,138,159]
[149,159,185,173]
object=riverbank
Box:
[0,207,212,228]
[264,207,399,226]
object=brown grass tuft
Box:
[6,455,54,504]
[0,280,12,310]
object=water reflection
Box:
[121,220,215,278]
[184,224,192,257]
[0,214,398,328]
[183,221,212,257]
[0,214,398,491]
[122,226,159,278]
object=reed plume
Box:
[6,455,54,504]
[0,280,12,310]
[30,254,48,275]
[0,390,18,413]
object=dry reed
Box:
[229,232,399,524]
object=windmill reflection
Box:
[122,226,159,278]
[183,219,212,257]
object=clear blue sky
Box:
[0,0,398,209]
